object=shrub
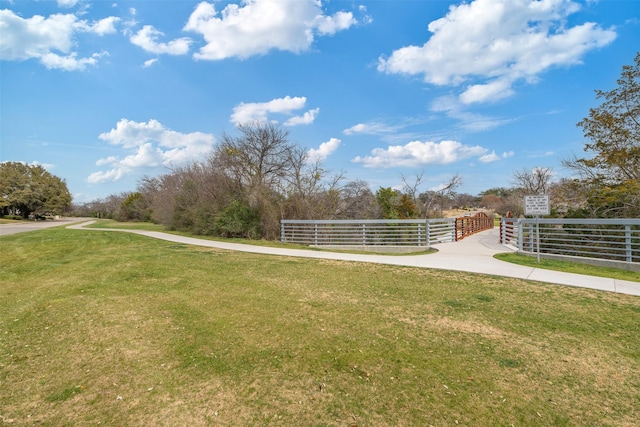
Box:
[214,200,262,239]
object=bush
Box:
[192,206,217,236]
[214,200,262,239]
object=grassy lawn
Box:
[495,253,640,283]
[1,227,639,426]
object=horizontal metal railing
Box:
[501,218,640,265]
[280,218,456,247]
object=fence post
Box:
[281,221,285,243]
[518,219,524,252]
[314,223,318,246]
[626,225,632,263]
[426,219,430,248]
[451,218,456,242]
[454,219,459,241]
[362,223,366,245]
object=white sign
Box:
[524,195,550,216]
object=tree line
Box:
[71,122,469,239]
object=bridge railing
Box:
[280,213,494,247]
[455,212,494,241]
[280,219,453,247]
[501,217,640,268]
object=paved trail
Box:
[0,217,91,236]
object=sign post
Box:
[524,195,550,263]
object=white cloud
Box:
[284,108,319,126]
[130,25,192,55]
[352,140,487,168]
[0,9,119,71]
[378,0,616,104]
[39,51,108,71]
[99,118,164,149]
[184,0,359,60]
[87,169,124,184]
[86,16,120,36]
[459,79,515,105]
[358,5,373,25]
[313,11,356,35]
[95,156,119,167]
[479,150,514,163]
[231,96,317,126]
[89,119,216,183]
[122,8,138,36]
[431,95,514,132]
[57,0,79,8]
[307,137,341,163]
[343,123,369,135]
[343,121,400,136]
[143,58,158,68]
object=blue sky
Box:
[1,0,638,204]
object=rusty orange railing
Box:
[454,212,494,241]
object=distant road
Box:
[0,218,92,237]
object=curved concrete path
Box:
[67,221,640,297]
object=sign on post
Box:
[524,195,549,264]
[524,195,550,216]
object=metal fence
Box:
[280,218,456,247]
[500,218,640,265]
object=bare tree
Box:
[213,122,300,196]
[418,174,462,217]
[512,167,553,195]
[401,170,425,215]
[282,151,332,219]
[337,179,378,219]
[209,122,306,238]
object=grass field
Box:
[494,253,640,283]
[1,226,639,426]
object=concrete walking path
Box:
[0,217,91,236]
[68,221,640,297]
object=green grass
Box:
[92,219,637,275]
[495,253,640,283]
[1,227,639,425]
[85,219,437,255]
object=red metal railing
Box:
[454,212,494,241]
